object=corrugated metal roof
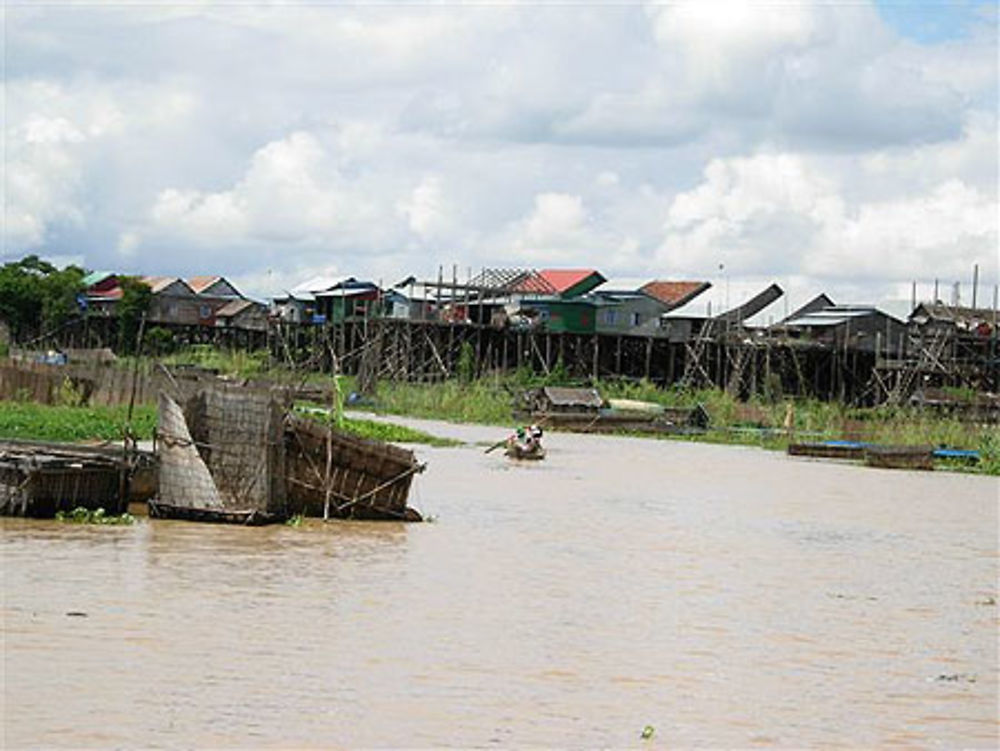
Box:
[82,271,114,287]
[783,306,879,328]
[290,275,346,295]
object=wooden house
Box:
[142,277,202,326]
[186,276,245,326]
[909,303,997,338]
[776,304,907,353]
[215,299,268,331]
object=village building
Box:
[314,279,381,323]
[595,279,712,335]
[775,304,907,354]
[82,271,122,316]
[214,299,269,331]
[141,277,201,326]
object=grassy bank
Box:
[0,402,157,442]
[70,346,1000,473]
[363,375,1000,475]
[0,398,456,448]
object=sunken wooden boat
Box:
[863,444,935,471]
[152,390,286,525]
[0,439,131,518]
[284,414,425,521]
[788,441,866,460]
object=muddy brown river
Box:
[3,417,997,748]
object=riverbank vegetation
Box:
[5,345,995,473]
[0,392,457,448]
[154,345,1000,474]
[55,507,136,525]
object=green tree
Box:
[117,276,152,354]
[0,255,85,341]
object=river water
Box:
[3,418,997,748]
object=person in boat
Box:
[506,424,544,457]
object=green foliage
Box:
[117,276,152,354]
[55,507,136,525]
[285,514,305,527]
[296,404,460,446]
[0,255,86,341]
[163,345,272,378]
[456,341,476,384]
[54,377,86,407]
[0,402,157,442]
[144,326,176,356]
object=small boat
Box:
[147,500,279,526]
[504,443,546,461]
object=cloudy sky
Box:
[3,0,997,313]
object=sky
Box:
[2,0,997,315]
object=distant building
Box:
[776,304,907,353]
[595,279,712,335]
[215,299,268,331]
[142,277,201,325]
[271,275,346,323]
[909,303,997,337]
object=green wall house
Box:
[523,298,600,334]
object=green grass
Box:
[55,507,136,525]
[0,402,156,442]
[357,375,1000,475]
[295,405,461,447]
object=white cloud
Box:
[3,0,995,304]
[398,175,452,240]
[658,151,998,294]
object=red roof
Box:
[641,280,711,308]
[513,269,603,295]
[86,288,123,301]
[187,275,223,294]
[538,269,600,293]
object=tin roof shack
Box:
[314,279,381,323]
[777,305,906,353]
[272,275,344,323]
[142,277,202,326]
[215,299,268,331]
[381,288,436,320]
[907,303,999,394]
[909,303,998,337]
[596,280,712,335]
